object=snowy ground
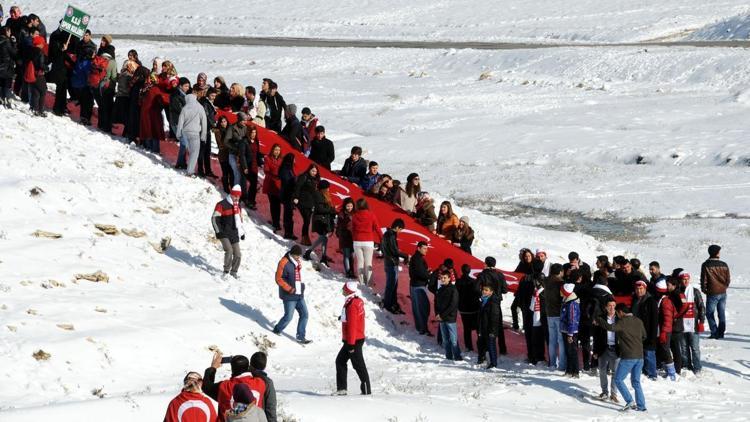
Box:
[16,0,750,42]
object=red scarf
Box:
[294,258,302,282]
[232,199,243,222]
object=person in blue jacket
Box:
[561,273,581,378]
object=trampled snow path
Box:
[1,100,749,420]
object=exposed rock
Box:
[29,186,45,196]
[479,71,493,81]
[150,237,172,254]
[41,280,66,289]
[32,349,51,361]
[94,307,107,313]
[91,387,105,398]
[20,280,34,286]
[113,160,125,168]
[148,206,170,214]
[7,325,17,332]
[27,308,39,315]
[94,224,119,235]
[32,230,62,239]
[74,271,109,283]
[56,323,75,331]
[122,228,146,238]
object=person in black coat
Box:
[278,153,297,240]
[409,242,432,335]
[381,218,408,314]
[308,126,335,170]
[476,256,508,355]
[0,26,16,108]
[612,259,648,296]
[435,271,462,360]
[264,81,286,132]
[631,280,658,380]
[281,103,305,152]
[456,264,481,352]
[46,26,72,116]
[250,352,277,422]
[198,87,218,178]
[304,180,336,266]
[477,283,501,368]
[293,164,320,246]
[339,146,368,187]
[517,260,544,363]
[563,251,593,284]
[238,126,261,208]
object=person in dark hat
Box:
[203,353,267,422]
[225,383,268,421]
[701,244,730,339]
[273,246,312,344]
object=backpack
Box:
[88,55,110,90]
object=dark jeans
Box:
[410,286,430,334]
[657,334,673,364]
[477,334,498,367]
[531,326,546,364]
[0,77,11,101]
[29,77,46,113]
[268,194,281,230]
[439,322,462,360]
[125,86,141,140]
[53,78,68,115]
[522,308,533,361]
[241,171,258,205]
[197,139,213,176]
[95,88,115,132]
[564,333,580,375]
[680,332,702,372]
[510,296,520,328]
[383,265,398,310]
[283,198,295,237]
[706,293,727,338]
[113,95,129,124]
[299,207,313,238]
[220,160,233,193]
[497,307,508,355]
[579,323,593,370]
[460,312,478,351]
[335,339,370,394]
[670,332,684,374]
[76,87,94,123]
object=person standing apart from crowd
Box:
[212,185,245,278]
[351,198,382,286]
[272,245,312,344]
[334,281,371,396]
[701,244,730,339]
[595,304,647,412]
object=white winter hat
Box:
[535,248,547,256]
[655,280,668,293]
[560,283,575,297]
[230,185,242,197]
[343,281,358,295]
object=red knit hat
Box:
[230,185,242,197]
[655,280,668,293]
[678,271,690,280]
[32,35,45,48]
[343,281,358,295]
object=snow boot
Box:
[302,249,312,261]
[666,363,677,381]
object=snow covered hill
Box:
[17,0,750,43]
[688,14,750,40]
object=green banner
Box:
[59,4,91,38]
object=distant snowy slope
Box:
[16,0,750,42]
[688,14,750,40]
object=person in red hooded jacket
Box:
[263,144,283,232]
[655,279,677,381]
[164,372,218,422]
[334,281,371,396]
[351,198,382,286]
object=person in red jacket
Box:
[263,144,283,232]
[164,372,218,422]
[655,279,677,380]
[334,281,371,396]
[351,198,383,286]
[203,353,267,422]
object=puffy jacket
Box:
[351,210,382,243]
[308,137,335,170]
[311,191,336,235]
[476,269,508,301]
[451,224,474,254]
[415,200,437,230]
[560,295,580,334]
[281,115,304,151]
[275,254,304,300]
[163,390,217,422]
[478,295,501,337]
[340,157,368,186]
[224,123,248,156]
[700,258,731,295]
[225,405,267,422]
[435,284,459,323]
[169,89,186,129]
[211,197,244,243]
[278,163,296,202]
[175,94,207,141]
[381,228,407,267]
[202,370,266,422]
[657,294,675,344]
[631,292,658,350]
[262,155,282,196]
[293,172,319,209]
[71,58,92,89]
[409,251,430,287]
[456,274,481,314]
[342,295,365,345]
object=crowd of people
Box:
[2,6,734,417]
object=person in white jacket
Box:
[175,93,207,176]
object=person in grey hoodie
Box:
[175,93,207,176]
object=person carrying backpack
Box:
[91,42,118,132]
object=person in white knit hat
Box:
[334,281,371,396]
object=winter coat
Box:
[381,228,407,267]
[588,284,614,322]
[611,269,647,297]
[631,293,658,350]
[436,213,460,239]
[451,224,474,254]
[560,294,580,335]
[456,274,481,314]
[669,291,688,335]
[311,192,336,234]
[140,85,168,141]
[657,294,675,344]
[250,370,277,422]
[169,89,186,130]
[45,31,67,84]
[340,157,368,187]
[239,139,260,174]
[435,283,459,323]
[335,210,354,249]
[200,97,217,142]
[342,295,366,345]
[478,295,502,337]
[542,274,563,317]
[275,253,304,300]
[301,116,318,144]
[293,172,319,210]
[262,155,282,196]
[116,67,132,98]
[229,95,244,112]
[409,251,430,287]
[351,210,382,243]
[563,261,593,284]
[175,94,207,142]
[0,35,16,79]
[215,127,230,162]
[226,405,268,422]
[281,115,305,151]
[278,163,296,202]
[163,390,218,422]
[212,197,244,244]
[596,314,646,360]
[592,314,618,357]
[71,58,92,89]
[415,200,437,231]
[202,369,266,422]
[224,123,248,156]
[359,172,380,192]
[476,269,508,301]
[700,258,731,295]
[308,137,335,170]
[516,274,537,314]
[398,190,418,214]
[264,93,286,126]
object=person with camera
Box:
[334,281,371,395]
[202,353,266,422]
[164,371,218,422]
